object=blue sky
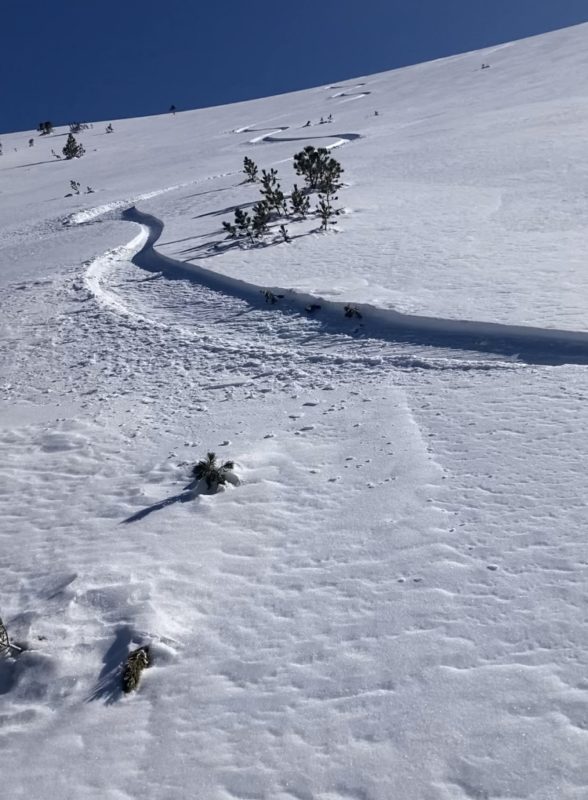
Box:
[2,0,588,133]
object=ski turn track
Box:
[86,206,588,370]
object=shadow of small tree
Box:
[121,481,201,524]
[87,625,135,704]
[121,456,238,525]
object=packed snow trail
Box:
[107,205,588,366]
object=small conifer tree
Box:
[344,304,362,319]
[262,289,284,304]
[192,452,235,492]
[222,220,238,239]
[293,146,343,193]
[316,192,341,231]
[63,133,85,160]
[0,616,22,655]
[223,207,253,242]
[260,168,287,216]
[243,156,258,182]
[251,201,271,238]
[121,646,151,693]
[289,184,310,218]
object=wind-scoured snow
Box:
[1,22,588,800]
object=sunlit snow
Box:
[1,22,587,800]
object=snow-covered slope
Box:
[1,23,587,800]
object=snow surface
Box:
[1,22,588,800]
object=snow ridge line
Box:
[116,207,588,367]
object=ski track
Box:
[83,205,588,369]
[64,170,238,226]
[329,91,372,101]
[236,123,362,151]
[4,31,588,798]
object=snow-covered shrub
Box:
[62,133,85,160]
[121,646,151,693]
[0,616,21,656]
[192,452,236,492]
[0,616,10,655]
[344,304,362,319]
[262,289,284,304]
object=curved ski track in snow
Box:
[329,91,372,101]
[87,206,588,368]
[237,125,362,152]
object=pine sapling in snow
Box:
[0,616,23,656]
[293,146,343,193]
[344,304,362,319]
[289,184,310,218]
[260,168,287,217]
[262,289,284,304]
[121,646,151,693]
[243,156,258,182]
[62,133,85,160]
[316,191,341,231]
[223,207,253,243]
[192,452,236,492]
[251,201,271,238]
[318,157,344,195]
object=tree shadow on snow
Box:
[87,625,134,704]
[121,480,202,524]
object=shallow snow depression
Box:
[1,21,588,800]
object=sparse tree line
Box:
[223,146,344,243]
[0,119,114,161]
